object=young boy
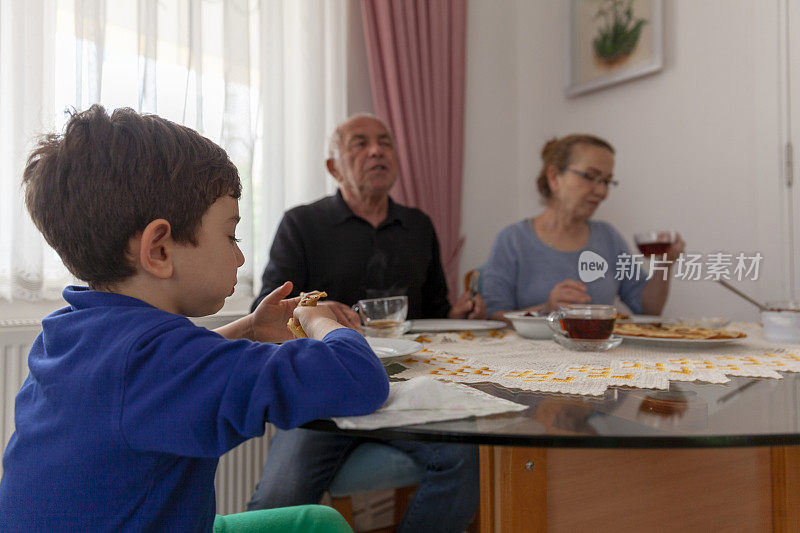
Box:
[0,105,389,532]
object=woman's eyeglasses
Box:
[567,168,618,188]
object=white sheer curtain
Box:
[0,0,345,303]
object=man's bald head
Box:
[325,114,399,203]
[328,113,394,160]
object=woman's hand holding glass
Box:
[665,233,686,262]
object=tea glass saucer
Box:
[552,334,623,352]
[361,320,412,338]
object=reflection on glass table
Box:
[304,372,800,532]
[307,372,798,448]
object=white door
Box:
[788,0,800,301]
[754,0,800,305]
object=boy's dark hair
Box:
[22,104,241,289]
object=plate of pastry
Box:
[407,319,506,333]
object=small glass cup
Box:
[547,304,617,339]
[546,304,622,351]
[634,231,676,257]
[353,296,409,337]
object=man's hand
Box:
[249,281,301,343]
[546,279,590,311]
[448,292,487,319]
[319,300,361,329]
[293,305,345,340]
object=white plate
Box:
[408,319,506,332]
[615,334,747,346]
[365,337,423,360]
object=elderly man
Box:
[246,114,483,532]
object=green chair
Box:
[213,505,353,533]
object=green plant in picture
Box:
[592,0,647,64]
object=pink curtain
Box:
[361,0,467,303]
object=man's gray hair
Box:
[327,113,392,160]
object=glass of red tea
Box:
[546,304,617,340]
[634,231,676,257]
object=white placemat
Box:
[331,376,528,429]
[391,324,800,396]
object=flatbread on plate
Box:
[613,323,746,340]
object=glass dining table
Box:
[306,366,800,531]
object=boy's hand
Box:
[249,282,301,343]
[293,305,346,340]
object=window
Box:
[0,0,347,307]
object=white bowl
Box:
[504,311,551,339]
[762,302,800,343]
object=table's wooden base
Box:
[479,446,800,532]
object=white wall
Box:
[460,0,789,322]
[460,1,522,279]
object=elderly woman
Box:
[483,134,685,320]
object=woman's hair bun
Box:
[541,138,560,160]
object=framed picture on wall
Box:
[566,0,663,97]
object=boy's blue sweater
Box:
[0,286,388,531]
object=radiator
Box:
[0,320,38,480]
[0,319,270,516]
[214,430,271,514]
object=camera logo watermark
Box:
[578,251,609,283]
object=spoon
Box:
[716,279,769,312]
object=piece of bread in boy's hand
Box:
[287,290,328,338]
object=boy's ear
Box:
[134,219,174,279]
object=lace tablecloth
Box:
[392,324,800,396]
